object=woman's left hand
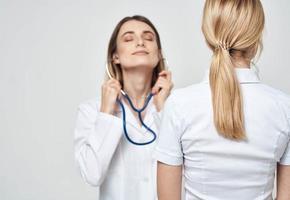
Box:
[152,70,174,112]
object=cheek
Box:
[151,47,160,62]
[152,55,160,67]
[151,42,160,56]
[148,53,160,69]
[116,44,131,57]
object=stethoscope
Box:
[106,64,157,146]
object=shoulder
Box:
[77,98,101,114]
[164,83,209,119]
[258,84,290,126]
[167,83,209,108]
[258,84,290,107]
[259,84,290,100]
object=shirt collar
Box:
[202,67,260,84]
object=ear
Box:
[113,53,120,64]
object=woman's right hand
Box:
[100,79,121,115]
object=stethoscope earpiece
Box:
[106,63,113,79]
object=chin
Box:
[122,62,158,70]
[120,56,159,69]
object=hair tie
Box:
[216,41,230,51]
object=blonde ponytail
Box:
[202,0,265,140]
[210,46,245,139]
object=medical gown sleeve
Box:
[74,100,123,186]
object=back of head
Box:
[202,0,265,140]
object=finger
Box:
[159,70,171,75]
[152,79,166,94]
[103,82,121,95]
[108,80,121,87]
[160,75,173,88]
[152,84,162,94]
[167,70,172,81]
[159,70,172,81]
[152,77,167,92]
[109,83,121,92]
[156,79,173,91]
[107,78,120,85]
[156,77,172,88]
[117,91,122,100]
[156,77,167,83]
[107,80,121,89]
[152,79,161,94]
[158,70,167,77]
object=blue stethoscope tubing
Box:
[106,63,158,145]
[117,92,157,145]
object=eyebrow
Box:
[121,31,134,37]
[143,30,155,35]
[120,30,155,38]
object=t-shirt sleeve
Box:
[279,99,290,165]
[153,95,184,166]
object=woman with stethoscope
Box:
[155,0,290,199]
[74,15,173,200]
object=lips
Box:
[132,50,149,55]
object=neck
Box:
[232,53,251,68]
[122,68,153,101]
[234,59,251,68]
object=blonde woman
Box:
[154,0,290,199]
[74,15,173,200]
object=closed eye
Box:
[143,33,154,41]
[124,35,134,42]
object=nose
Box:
[136,37,145,47]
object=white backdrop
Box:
[0,0,289,199]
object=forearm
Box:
[276,164,290,200]
[157,161,182,200]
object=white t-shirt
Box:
[154,68,290,200]
[74,98,161,200]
